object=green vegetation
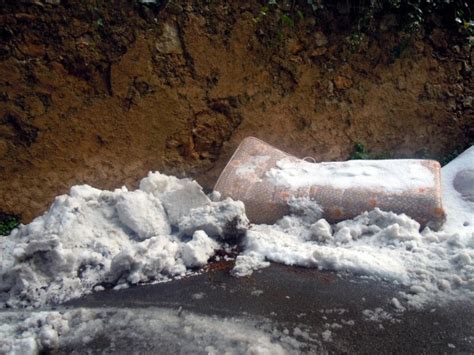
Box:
[263,0,472,37]
[280,13,295,27]
[0,214,19,236]
[349,143,393,160]
[390,35,411,60]
[346,32,366,53]
[350,142,371,160]
[349,143,472,166]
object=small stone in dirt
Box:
[314,31,328,47]
[156,23,183,55]
[397,77,407,91]
[462,61,471,75]
[310,47,327,57]
[0,139,8,158]
[447,98,457,111]
[327,81,334,95]
[423,83,442,99]
[334,76,352,90]
[287,39,303,55]
[462,96,472,109]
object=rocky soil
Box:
[0,1,473,222]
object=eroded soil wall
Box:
[1,1,472,222]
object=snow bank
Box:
[0,172,248,308]
[235,207,473,308]
[0,307,314,354]
[1,148,472,310]
[233,149,473,308]
[440,146,474,237]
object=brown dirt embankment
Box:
[0,1,472,222]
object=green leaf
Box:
[280,13,294,27]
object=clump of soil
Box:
[0,1,472,222]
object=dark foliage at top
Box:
[266,0,472,36]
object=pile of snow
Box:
[234,206,473,307]
[440,146,474,236]
[0,172,248,308]
[0,307,315,354]
[235,148,474,308]
[0,148,472,310]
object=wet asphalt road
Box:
[65,262,474,354]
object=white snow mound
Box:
[1,148,473,310]
[0,172,248,308]
[234,146,474,309]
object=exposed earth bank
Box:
[0,1,473,222]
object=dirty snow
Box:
[362,307,400,323]
[321,329,332,342]
[267,158,435,192]
[234,205,474,307]
[235,148,474,308]
[0,148,473,311]
[0,172,247,308]
[0,307,315,354]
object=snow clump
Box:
[0,172,248,308]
